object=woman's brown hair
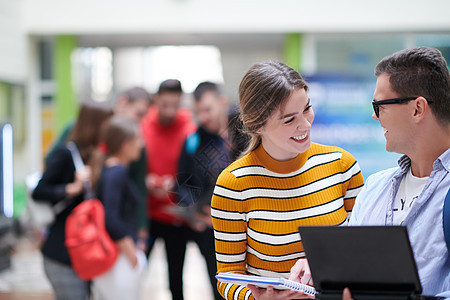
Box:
[68,101,113,166]
[238,61,308,156]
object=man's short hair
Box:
[122,86,151,103]
[157,79,183,94]
[375,47,450,126]
[193,81,222,102]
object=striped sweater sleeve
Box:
[211,168,253,300]
[338,149,365,219]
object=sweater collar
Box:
[253,144,307,174]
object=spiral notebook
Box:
[215,272,316,296]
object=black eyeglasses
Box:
[372,97,418,118]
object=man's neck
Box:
[409,123,450,177]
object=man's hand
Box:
[146,174,174,199]
[289,258,313,285]
[342,288,353,300]
[192,206,213,230]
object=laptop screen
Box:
[298,226,422,295]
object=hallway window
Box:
[145,45,224,93]
[114,45,224,95]
[72,47,113,102]
[74,45,224,103]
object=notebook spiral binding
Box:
[283,279,316,295]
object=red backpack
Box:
[64,142,118,280]
[65,198,118,280]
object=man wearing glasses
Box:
[351,46,450,298]
[290,47,450,299]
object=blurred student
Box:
[113,86,152,123]
[32,102,113,300]
[91,116,147,300]
[113,87,153,251]
[177,81,245,300]
[46,86,152,251]
[140,79,196,300]
[211,61,364,300]
[290,47,450,299]
[112,86,152,251]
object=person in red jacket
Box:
[140,79,196,300]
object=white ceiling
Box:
[21,0,450,36]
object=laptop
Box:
[298,226,444,300]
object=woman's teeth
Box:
[292,133,307,141]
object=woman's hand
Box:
[247,285,314,300]
[116,236,138,268]
[136,229,149,252]
[289,258,313,285]
[65,167,92,198]
[290,259,353,300]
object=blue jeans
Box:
[43,256,89,300]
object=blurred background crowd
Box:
[0,0,449,299]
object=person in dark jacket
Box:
[32,102,113,300]
[176,81,248,300]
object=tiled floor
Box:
[0,234,216,300]
[143,239,216,300]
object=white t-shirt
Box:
[393,168,429,225]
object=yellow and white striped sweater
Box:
[211,143,364,300]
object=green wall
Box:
[0,82,10,121]
[54,35,78,134]
[283,33,302,72]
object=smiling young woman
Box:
[211,61,365,300]
[257,88,314,161]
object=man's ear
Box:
[412,97,428,121]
